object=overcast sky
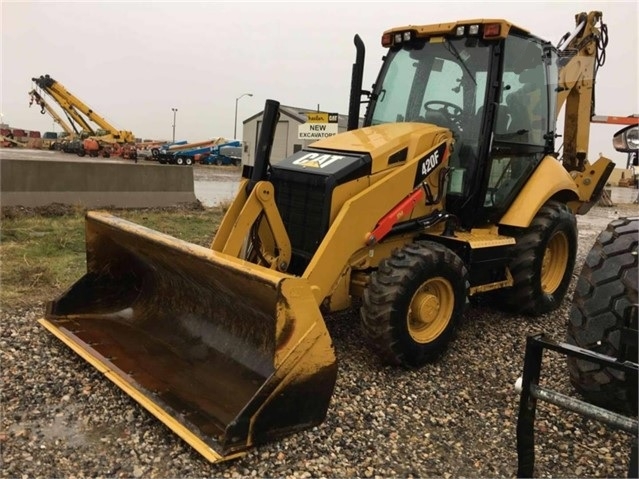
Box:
[2,1,638,166]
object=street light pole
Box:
[171,108,178,143]
[234,93,253,139]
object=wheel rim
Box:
[541,231,568,294]
[407,277,454,343]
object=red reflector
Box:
[381,33,392,47]
[484,23,501,38]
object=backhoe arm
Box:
[555,11,608,172]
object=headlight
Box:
[626,126,639,149]
[612,125,639,152]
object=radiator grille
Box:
[272,174,330,271]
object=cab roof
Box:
[384,18,530,41]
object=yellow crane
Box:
[29,89,78,138]
[31,74,135,144]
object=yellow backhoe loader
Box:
[40,12,614,462]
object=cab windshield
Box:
[368,37,492,142]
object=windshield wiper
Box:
[445,41,477,86]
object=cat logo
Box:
[292,152,345,168]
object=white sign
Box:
[298,122,338,140]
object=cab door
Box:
[475,36,557,226]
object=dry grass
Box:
[0,204,225,310]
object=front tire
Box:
[567,217,638,414]
[504,200,577,315]
[361,241,469,368]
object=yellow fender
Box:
[499,155,579,228]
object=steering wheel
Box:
[424,101,463,132]
[424,101,463,119]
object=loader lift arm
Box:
[31,74,135,144]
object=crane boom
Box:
[31,74,135,144]
[29,89,78,136]
[35,84,96,135]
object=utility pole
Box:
[234,93,253,139]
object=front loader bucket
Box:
[40,211,337,462]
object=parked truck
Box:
[156,138,232,165]
[199,140,242,165]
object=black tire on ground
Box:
[567,217,638,414]
[176,157,184,166]
[151,148,159,158]
[502,200,577,316]
[361,241,469,368]
[185,157,193,166]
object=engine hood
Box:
[309,122,450,171]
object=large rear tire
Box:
[503,200,577,315]
[361,241,469,368]
[567,217,638,414]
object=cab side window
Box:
[496,37,547,146]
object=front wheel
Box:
[503,200,577,315]
[361,241,469,368]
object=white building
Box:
[240,105,353,166]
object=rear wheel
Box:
[175,157,184,165]
[503,200,577,315]
[185,157,193,166]
[567,217,638,414]
[361,241,469,368]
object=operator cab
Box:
[363,22,558,228]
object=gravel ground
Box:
[2,201,637,478]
